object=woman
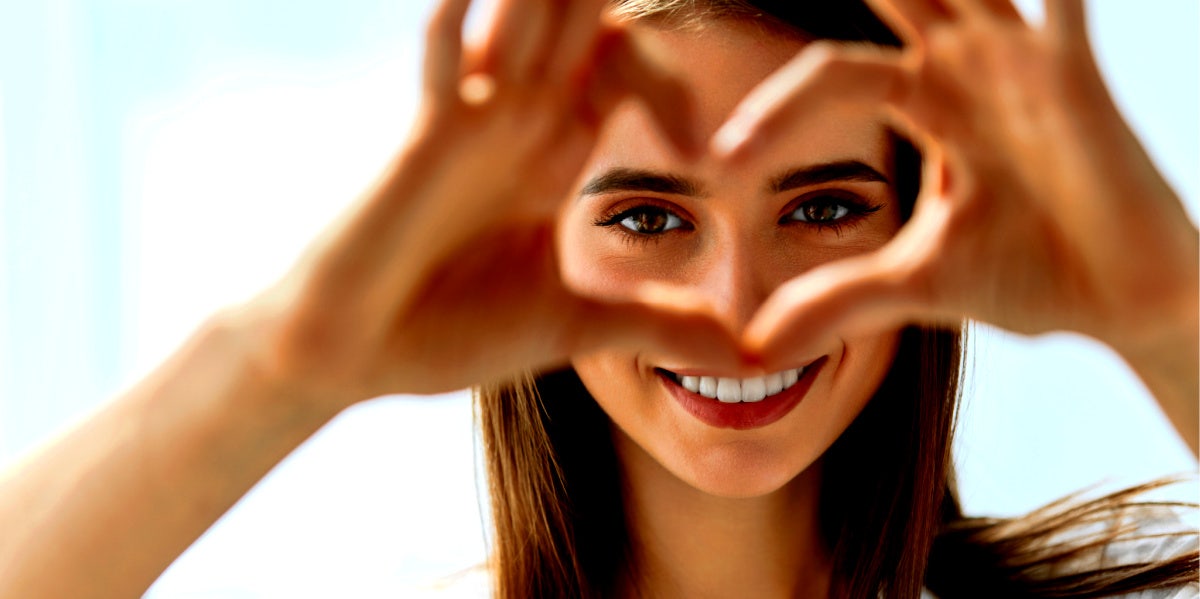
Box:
[478,2,1197,597]
[0,0,1194,598]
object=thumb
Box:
[1045,0,1089,47]
[568,283,750,371]
[587,28,701,160]
[744,251,927,371]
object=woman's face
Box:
[561,20,903,498]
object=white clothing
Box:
[407,510,1198,598]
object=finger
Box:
[743,252,929,371]
[745,144,969,369]
[423,0,475,99]
[1045,0,1089,46]
[711,44,907,164]
[865,0,957,42]
[942,0,1023,22]
[570,287,749,371]
[544,0,608,85]
[476,0,556,83]
[588,28,701,159]
[977,0,1023,21]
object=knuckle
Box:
[424,8,457,43]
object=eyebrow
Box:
[579,160,889,199]
[769,160,889,193]
[579,167,703,197]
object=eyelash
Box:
[779,193,884,236]
[593,202,692,246]
[593,193,884,243]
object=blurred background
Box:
[0,0,1196,596]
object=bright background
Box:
[0,1,1196,596]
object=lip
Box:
[657,357,827,430]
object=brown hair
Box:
[476,2,1197,597]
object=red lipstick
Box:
[657,358,825,430]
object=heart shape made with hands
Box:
[345,0,1194,402]
[257,0,1193,412]
[547,0,1190,375]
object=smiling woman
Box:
[0,0,1196,598]
[562,18,907,502]
[477,3,1196,597]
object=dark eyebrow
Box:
[770,160,889,193]
[579,167,704,197]
[579,161,888,198]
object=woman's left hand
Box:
[713,0,1198,450]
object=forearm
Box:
[1134,362,1199,459]
[0,309,343,598]
[1123,321,1200,459]
[1113,265,1200,459]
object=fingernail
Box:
[711,120,751,160]
[458,72,497,107]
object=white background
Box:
[0,1,1196,596]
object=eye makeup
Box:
[778,190,885,236]
[593,199,695,246]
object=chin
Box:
[654,436,822,499]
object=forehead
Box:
[639,20,807,134]
[587,20,890,184]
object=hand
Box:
[713,0,1198,369]
[241,0,741,403]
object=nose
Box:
[693,236,774,332]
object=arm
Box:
[0,311,338,598]
[0,1,738,596]
[1118,290,1199,457]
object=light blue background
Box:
[0,1,1196,596]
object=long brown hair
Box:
[477,2,1197,597]
[480,324,962,599]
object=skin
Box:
[721,0,1199,455]
[0,0,1194,597]
[564,23,902,596]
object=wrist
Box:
[206,303,360,421]
[1104,275,1199,456]
[1107,260,1199,368]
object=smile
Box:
[660,368,805,403]
[655,359,826,430]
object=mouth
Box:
[658,368,807,403]
[655,359,826,430]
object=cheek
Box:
[557,208,687,302]
[572,352,635,395]
[572,352,676,462]
[572,351,658,423]
[559,211,627,299]
[817,331,902,445]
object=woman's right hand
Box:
[2,5,753,596]
[242,0,741,403]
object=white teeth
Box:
[741,377,767,402]
[716,378,741,403]
[764,372,784,395]
[672,368,808,403]
[782,368,800,388]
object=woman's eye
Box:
[615,208,686,235]
[788,198,852,224]
[783,195,883,229]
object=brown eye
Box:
[617,207,685,234]
[790,198,851,223]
